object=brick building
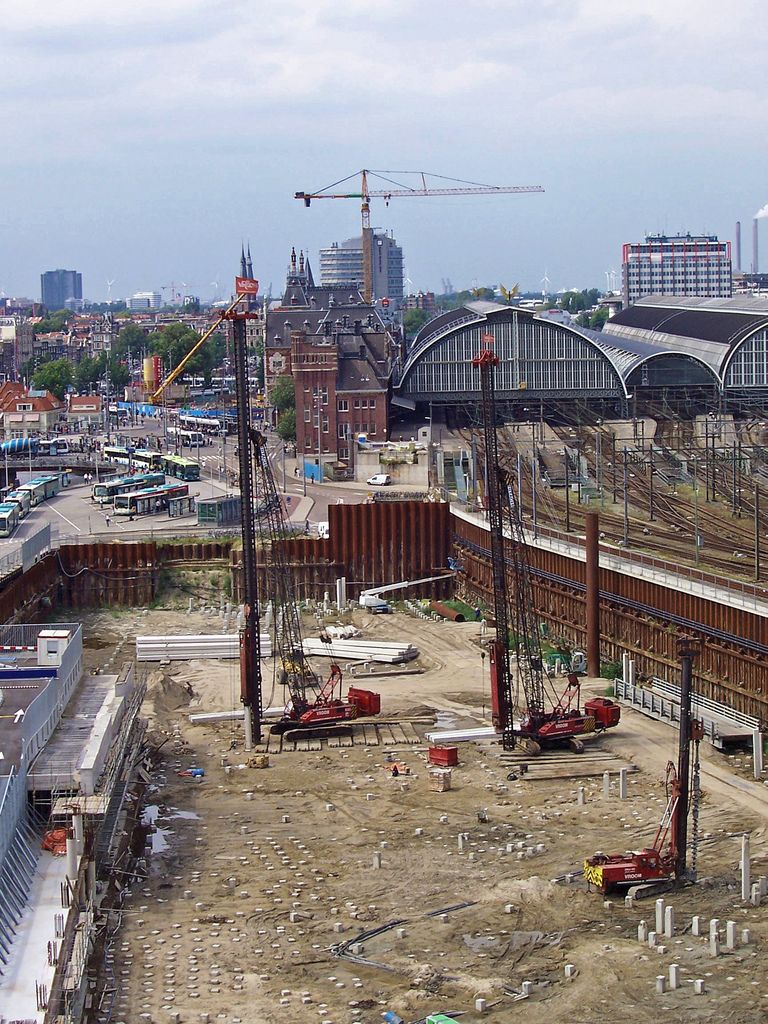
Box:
[266,249,399,475]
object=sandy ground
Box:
[74,604,768,1024]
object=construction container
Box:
[197,495,242,528]
[428,769,452,792]
[428,745,459,767]
[348,687,381,716]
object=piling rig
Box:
[583,638,703,893]
[473,333,621,753]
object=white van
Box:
[367,473,392,486]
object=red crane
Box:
[295,169,544,304]
[473,333,621,753]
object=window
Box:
[304,408,311,422]
[339,446,349,460]
[337,399,348,412]
[322,417,329,433]
[361,399,368,408]
[369,399,376,410]
[17,403,32,412]
[337,423,346,438]
[369,422,376,435]
[354,399,361,409]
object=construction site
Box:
[0,270,767,1024]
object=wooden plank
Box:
[399,722,421,744]
[377,725,397,745]
[362,724,379,745]
[389,724,410,745]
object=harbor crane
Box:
[295,169,544,304]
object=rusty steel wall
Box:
[454,516,768,723]
[328,501,452,594]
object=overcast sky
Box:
[2,0,766,303]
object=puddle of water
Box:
[169,808,200,820]
[141,804,172,853]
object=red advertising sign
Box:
[235,277,260,295]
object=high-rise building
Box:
[319,232,404,307]
[40,269,82,311]
[127,291,162,310]
[621,234,732,306]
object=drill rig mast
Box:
[473,333,620,753]
[248,431,380,735]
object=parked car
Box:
[367,473,392,486]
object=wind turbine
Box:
[404,267,414,294]
[106,279,116,303]
[541,271,552,298]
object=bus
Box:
[131,449,165,472]
[38,439,70,457]
[162,454,200,481]
[168,426,207,448]
[113,482,189,517]
[17,478,49,506]
[0,502,19,538]
[5,490,31,518]
[178,413,235,436]
[92,472,166,505]
[102,445,135,466]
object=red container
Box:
[585,697,621,728]
[347,687,381,716]
[428,745,459,767]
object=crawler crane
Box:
[473,333,621,753]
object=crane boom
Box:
[296,169,544,303]
[151,292,243,402]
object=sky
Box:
[2,0,767,303]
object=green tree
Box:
[403,309,431,336]
[276,408,296,442]
[34,309,71,334]
[589,307,609,331]
[74,355,102,391]
[270,375,295,413]
[32,357,72,400]
[117,323,147,358]
[147,322,223,385]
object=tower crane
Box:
[295,169,544,304]
[473,333,621,753]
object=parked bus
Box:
[131,449,166,472]
[38,439,70,456]
[162,454,200,481]
[5,489,31,518]
[178,413,235,436]
[168,426,207,448]
[17,478,48,507]
[113,482,189,517]
[0,502,19,538]
[102,445,135,466]
[92,472,166,505]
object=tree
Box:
[276,408,296,442]
[589,307,609,331]
[34,309,71,335]
[117,323,147,358]
[147,322,224,385]
[403,309,431,336]
[74,355,102,391]
[32,357,72,400]
[270,375,295,413]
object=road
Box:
[0,427,416,545]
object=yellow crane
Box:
[150,292,244,403]
[295,169,544,304]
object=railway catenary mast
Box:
[473,333,621,753]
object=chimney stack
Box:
[753,218,759,275]
[735,221,741,273]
